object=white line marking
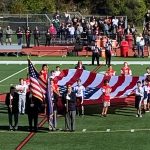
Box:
[0,67,27,83]
[0,128,150,134]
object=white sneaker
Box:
[139,115,142,118]
[136,114,138,117]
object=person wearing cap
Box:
[5,86,19,131]
[62,85,76,132]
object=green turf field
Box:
[0,56,150,61]
[0,59,150,150]
[1,103,150,150]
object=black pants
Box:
[92,53,99,65]
[34,38,40,46]
[105,50,111,66]
[8,113,18,127]
[45,38,51,46]
[28,112,38,130]
[26,37,31,48]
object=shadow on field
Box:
[84,104,135,117]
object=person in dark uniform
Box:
[33,26,40,46]
[91,43,101,66]
[104,38,112,67]
[25,26,32,48]
[26,89,42,132]
[45,29,51,46]
[62,85,76,132]
[5,86,19,131]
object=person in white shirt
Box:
[16,78,28,114]
[68,24,75,43]
[74,79,85,116]
[135,81,144,117]
[136,33,145,57]
[54,66,61,77]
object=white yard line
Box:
[0,61,150,65]
[0,67,27,83]
[0,128,150,134]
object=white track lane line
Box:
[0,67,28,83]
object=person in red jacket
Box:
[121,62,132,76]
[105,65,116,76]
[101,79,112,117]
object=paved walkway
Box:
[0,61,150,65]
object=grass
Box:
[1,103,150,150]
[0,60,150,150]
[0,56,150,61]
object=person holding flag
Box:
[121,62,132,76]
[5,86,19,131]
[101,79,112,117]
[47,78,61,131]
[105,65,116,76]
[74,79,85,116]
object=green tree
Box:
[10,0,27,13]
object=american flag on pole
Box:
[54,69,145,100]
[28,59,47,101]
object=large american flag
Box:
[54,69,145,100]
[28,59,47,101]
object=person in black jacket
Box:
[26,90,42,132]
[5,86,19,131]
[33,26,40,46]
[62,85,76,132]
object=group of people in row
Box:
[5,62,150,132]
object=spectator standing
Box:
[130,24,137,45]
[45,29,51,46]
[68,24,75,43]
[91,43,101,66]
[117,25,124,44]
[49,24,57,44]
[135,81,144,118]
[62,85,76,132]
[16,78,28,114]
[139,35,145,58]
[104,38,112,67]
[0,26,3,45]
[124,25,132,35]
[16,27,23,45]
[74,79,85,116]
[101,79,112,117]
[25,26,32,48]
[5,26,13,45]
[121,62,132,76]
[5,86,19,131]
[33,26,40,47]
